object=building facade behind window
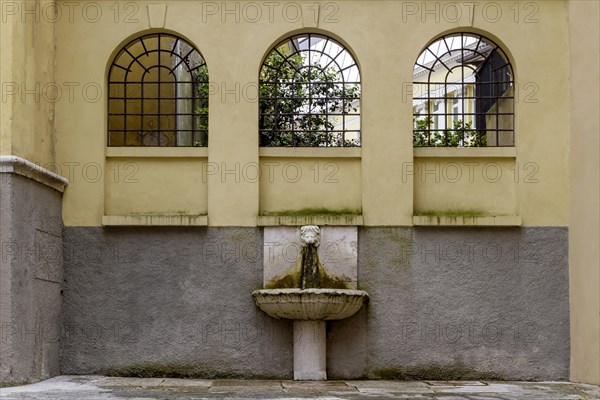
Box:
[413,33,514,147]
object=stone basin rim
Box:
[252,288,369,321]
[252,288,369,296]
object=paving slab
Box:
[348,380,433,394]
[0,376,598,400]
[282,381,352,386]
[212,379,282,387]
[430,383,514,393]
[159,378,213,387]
[95,377,167,387]
[209,379,284,394]
[425,381,486,386]
[281,380,357,394]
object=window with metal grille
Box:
[108,33,208,147]
[259,33,361,147]
[413,33,514,147]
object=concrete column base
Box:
[293,320,326,380]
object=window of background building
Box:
[413,33,514,147]
[108,33,208,147]
[259,33,361,147]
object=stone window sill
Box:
[257,214,364,226]
[413,215,521,227]
[102,214,208,226]
[106,147,208,158]
[259,148,361,158]
[413,147,516,158]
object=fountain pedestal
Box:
[252,288,368,380]
[253,226,368,380]
[294,320,326,380]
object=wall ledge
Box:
[413,215,522,227]
[259,147,361,158]
[0,155,69,192]
[257,214,363,226]
[102,214,208,226]
[106,147,208,158]
[414,147,516,158]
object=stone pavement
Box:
[1,376,599,400]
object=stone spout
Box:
[300,225,322,289]
[301,244,321,289]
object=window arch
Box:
[259,33,361,147]
[108,33,208,147]
[413,32,514,147]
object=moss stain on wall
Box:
[365,364,505,381]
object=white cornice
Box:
[0,156,69,192]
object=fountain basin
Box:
[253,226,369,380]
[252,288,369,320]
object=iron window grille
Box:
[259,33,361,147]
[413,33,514,147]
[108,33,208,147]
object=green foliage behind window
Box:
[413,118,486,147]
[259,46,360,147]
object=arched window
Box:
[259,33,361,147]
[413,33,514,147]
[108,33,208,147]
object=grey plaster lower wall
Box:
[61,226,569,380]
[329,227,570,380]
[0,174,64,383]
[60,227,293,379]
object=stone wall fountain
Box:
[252,226,369,380]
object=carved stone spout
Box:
[300,225,321,289]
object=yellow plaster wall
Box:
[104,157,208,215]
[1,0,594,383]
[1,0,57,166]
[53,1,570,227]
[0,9,14,155]
[259,157,361,214]
[568,0,600,386]
[413,157,517,217]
